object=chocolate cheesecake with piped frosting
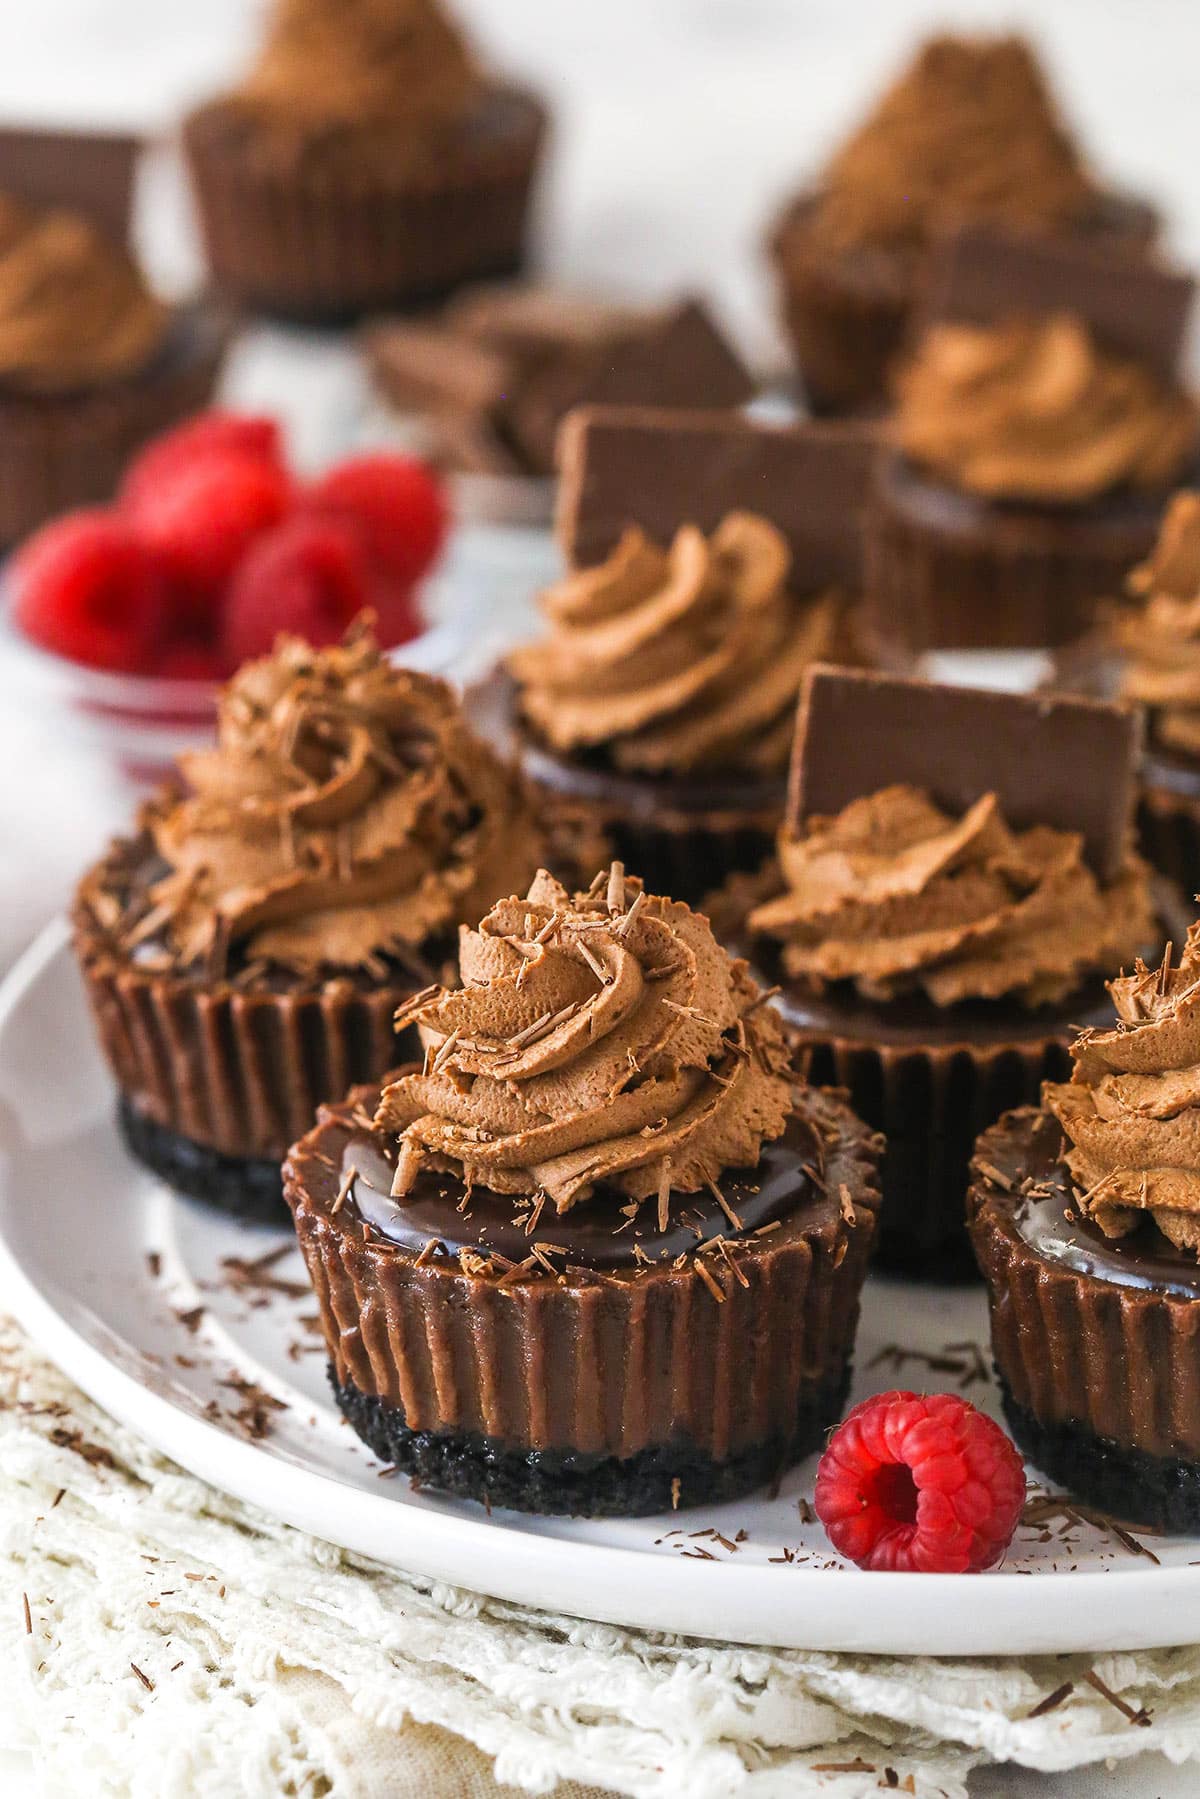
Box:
[719,666,1157,1277]
[769,32,1159,416]
[970,921,1200,1530]
[474,406,875,907]
[73,627,602,1219]
[183,0,547,320]
[284,867,881,1516]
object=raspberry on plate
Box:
[120,411,283,514]
[814,1389,1026,1573]
[14,509,165,674]
[304,453,447,588]
[221,515,374,667]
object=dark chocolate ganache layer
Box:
[467,668,785,820]
[983,1110,1200,1299]
[343,1113,827,1270]
[740,931,1118,1050]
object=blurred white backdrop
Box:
[0,0,1195,362]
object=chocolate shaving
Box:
[332,1165,356,1216]
[606,860,626,915]
[1027,1680,1075,1719]
[657,1159,672,1235]
[1082,1668,1152,1727]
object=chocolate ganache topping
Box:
[1119,491,1200,754]
[0,193,168,394]
[749,784,1153,1008]
[1045,925,1200,1251]
[893,314,1198,503]
[374,867,796,1212]
[508,513,839,776]
[810,35,1096,257]
[230,0,482,173]
[137,630,558,977]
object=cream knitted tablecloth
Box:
[3,1320,1200,1797]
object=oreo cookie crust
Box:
[330,1363,852,1517]
[118,1096,286,1224]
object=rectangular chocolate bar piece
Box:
[921,224,1195,378]
[557,405,878,590]
[0,125,139,243]
[788,665,1142,882]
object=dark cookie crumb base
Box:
[1001,1380,1200,1534]
[118,1096,286,1225]
[332,1363,852,1517]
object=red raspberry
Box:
[371,578,423,649]
[814,1390,1026,1573]
[303,453,447,587]
[153,639,228,683]
[221,515,372,668]
[120,411,283,514]
[14,509,164,673]
[133,454,292,612]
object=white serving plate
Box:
[4,923,1200,1656]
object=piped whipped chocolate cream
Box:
[893,314,1198,503]
[228,0,482,173]
[0,192,168,393]
[375,868,796,1213]
[1045,927,1200,1250]
[130,631,556,978]
[810,34,1096,256]
[750,784,1153,1008]
[509,513,839,776]
[1120,491,1200,754]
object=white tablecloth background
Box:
[2,2,1200,1791]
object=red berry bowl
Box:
[0,557,469,785]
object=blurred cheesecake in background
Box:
[0,125,225,548]
[183,0,549,321]
[768,33,1160,415]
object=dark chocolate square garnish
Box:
[788,665,1142,882]
[0,126,139,244]
[556,404,879,590]
[920,224,1195,378]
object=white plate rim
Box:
[6,920,1200,1656]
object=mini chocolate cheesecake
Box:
[284,869,881,1516]
[0,171,226,545]
[969,1109,1200,1531]
[864,228,1197,658]
[74,630,600,1221]
[1112,493,1200,898]
[182,0,547,322]
[721,667,1155,1278]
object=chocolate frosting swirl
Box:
[749,784,1153,1008]
[893,315,1198,503]
[509,514,839,776]
[375,867,796,1212]
[1119,491,1200,754]
[1044,925,1200,1252]
[0,194,168,394]
[810,34,1096,256]
[229,0,482,173]
[140,630,565,977]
